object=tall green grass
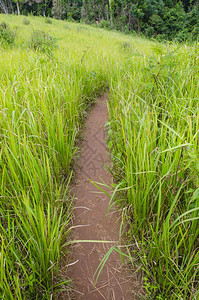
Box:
[0,14,198,299]
[0,14,156,298]
[0,16,108,298]
[108,44,199,299]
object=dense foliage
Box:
[0,0,199,41]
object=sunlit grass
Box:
[0,14,198,299]
[108,43,199,299]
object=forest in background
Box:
[0,0,199,42]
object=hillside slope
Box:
[0,15,198,299]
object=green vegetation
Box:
[0,14,198,299]
[108,44,199,299]
[1,0,199,42]
[0,22,15,46]
[22,17,30,25]
[0,15,108,299]
[30,31,58,56]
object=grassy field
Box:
[0,14,198,299]
[108,44,199,299]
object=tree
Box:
[14,0,20,14]
[0,0,9,13]
[52,0,65,19]
[13,0,26,15]
[24,0,52,17]
[109,0,116,25]
[131,3,144,36]
[0,0,198,42]
[0,0,14,14]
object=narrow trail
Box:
[68,95,142,300]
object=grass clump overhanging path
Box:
[0,14,198,299]
[108,45,199,299]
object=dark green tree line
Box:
[0,0,198,41]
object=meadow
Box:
[0,14,198,299]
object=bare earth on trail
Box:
[65,95,142,299]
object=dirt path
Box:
[67,95,142,300]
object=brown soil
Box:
[62,95,143,300]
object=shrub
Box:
[123,25,130,34]
[0,22,15,46]
[156,33,168,42]
[0,22,7,29]
[45,18,52,24]
[64,24,71,30]
[23,18,30,25]
[120,42,132,52]
[67,13,75,22]
[30,31,58,55]
[188,25,199,42]
[99,19,111,29]
[145,26,155,38]
[176,29,188,42]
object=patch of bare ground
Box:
[59,95,143,300]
